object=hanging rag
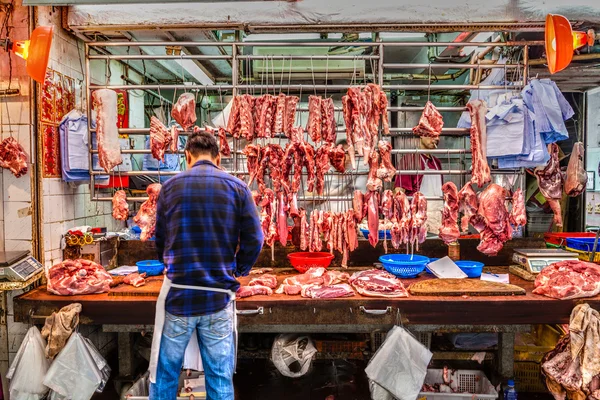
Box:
[41,303,82,358]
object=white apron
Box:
[420,155,443,235]
[149,277,237,384]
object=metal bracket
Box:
[359,306,392,315]
[236,307,264,315]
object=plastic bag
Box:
[43,333,102,400]
[369,380,395,400]
[8,326,50,400]
[365,326,432,400]
[271,334,317,378]
[449,333,498,350]
[82,337,111,392]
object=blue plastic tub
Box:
[566,237,600,252]
[455,261,485,278]
[136,260,165,276]
[379,254,430,278]
[360,228,391,240]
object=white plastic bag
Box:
[365,326,432,400]
[43,333,102,400]
[8,326,50,400]
[271,334,317,378]
[82,337,111,392]
[369,380,395,400]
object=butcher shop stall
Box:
[4,0,600,398]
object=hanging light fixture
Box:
[545,14,595,74]
[1,26,54,83]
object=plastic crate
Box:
[370,330,431,352]
[566,237,600,252]
[544,232,596,247]
[514,362,547,392]
[315,339,368,354]
[565,246,600,263]
[419,369,497,400]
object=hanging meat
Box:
[458,183,480,233]
[239,94,256,141]
[149,116,173,162]
[328,144,346,173]
[376,140,396,182]
[285,96,299,136]
[134,183,162,241]
[366,150,383,192]
[381,190,394,253]
[475,183,512,256]
[467,100,491,188]
[242,144,261,186]
[365,191,380,248]
[439,182,460,245]
[93,89,123,172]
[412,101,444,139]
[257,94,276,138]
[410,192,428,251]
[112,190,129,221]
[227,96,241,138]
[353,190,365,221]
[322,97,336,144]
[277,192,288,247]
[171,93,197,130]
[341,95,357,170]
[0,137,28,178]
[565,141,586,197]
[315,145,331,196]
[510,188,527,228]
[535,143,564,227]
[307,95,322,142]
[391,190,411,250]
[273,93,287,135]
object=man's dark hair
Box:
[185,131,219,159]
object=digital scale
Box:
[0,251,44,282]
[512,248,579,274]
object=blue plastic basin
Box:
[360,228,392,240]
[136,260,165,276]
[455,261,485,278]
[379,254,430,278]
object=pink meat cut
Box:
[458,183,480,233]
[47,259,113,295]
[236,285,273,298]
[349,269,409,298]
[124,272,146,287]
[93,89,123,172]
[365,191,380,248]
[533,260,600,300]
[535,143,563,227]
[376,140,396,182]
[510,188,527,228]
[249,274,278,289]
[0,137,28,178]
[112,190,129,221]
[565,141,586,197]
[171,93,197,130]
[149,116,173,162]
[134,183,162,241]
[412,101,444,138]
[275,284,302,295]
[467,100,491,188]
[301,283,355,299]
[410,192,428,251]
[307,95,323,142]
[475,183,512,256]
[439,182,460,244]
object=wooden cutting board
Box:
[409,278,526,296]
[109,276,164,297]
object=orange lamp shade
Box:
[545,14,594,74]
[11,26,53,83]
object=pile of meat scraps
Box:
[533,260,600,300]
[47,259,113,295]
[542,304,600,400]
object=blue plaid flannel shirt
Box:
[155,160,264,317]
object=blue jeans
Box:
[149,303,235,400]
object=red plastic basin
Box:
[287,252,334,273]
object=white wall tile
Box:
[51,249,62,263]
[4,240,31,252]
[3,172,30,203]
[42,179,51,196]
[50,222,64,251]
[63,195,75,221]
[48,179,64,196]
[74,193,86,219]
[47,195,64,223]
[44,250,52,266]
[43,222,51,253]
[4,202,32,241]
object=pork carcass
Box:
[467,100,491,188]
[0,137,28,178]
[366,151,383,192]
[458,183,479,233]
[171,93,197,130]
[239,94,255,141]
[535,143,564,227]
[47,259,113,296]
[365,191,380,248]
[227,96,241,137]
[93,89,123,172]
[302,283,355,299]
[510,188,527,227]
[112,190,129,221]
[376,140,396,182]
[410,192,428,250]
[149,116,173,162]
[257,94,276,138]
[123,272,146,288]
[273,93,287,135]
[533,260,600,300]
[476,184,512,256]
[353,190,365,221]
[439,182,460,245]
[565,142,586,197]
[133,183,162,241]
[349,269,409,298]
[412,101,444,139]
[285,96,299,136]
[322,97,336,144]
[236,285,273,298]
[249,274,278,289]
[307,95,323,143]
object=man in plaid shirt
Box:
[151,130,263,399]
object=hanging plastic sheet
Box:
[7,326,50,400]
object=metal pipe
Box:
[383,84,523,90]
[387,106,467,112]
[237,55,380,60]
[528,53,600,66]
[85,43,95,201]
[389,127,468,133]
[88,54,233,60]
[383,63,521,69]
[87,41,543,48]
[90,169,522,176]
[94,84,234,90]
[120,75,173,105]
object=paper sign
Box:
[480,273,510,284]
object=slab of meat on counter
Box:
[0,137,28,178]
[275,284,302,296]
[93,89,123,172]
[565,141,586,197]
[412,101,444,139]
[237,285,273,298]
[301,283,355,299]
[47,259,113,295]
[533,260,600,300]
[349,269,408,298]
[467,100,491,188]
[123,272,146,288]
[171,93,197,130]
[248,268,273,275]
[535,143,564,227]
[112,190,129,221]
[248,274,278,289]
[133,183,162,241]
[439,182,460,245]
[149,116,173,162]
